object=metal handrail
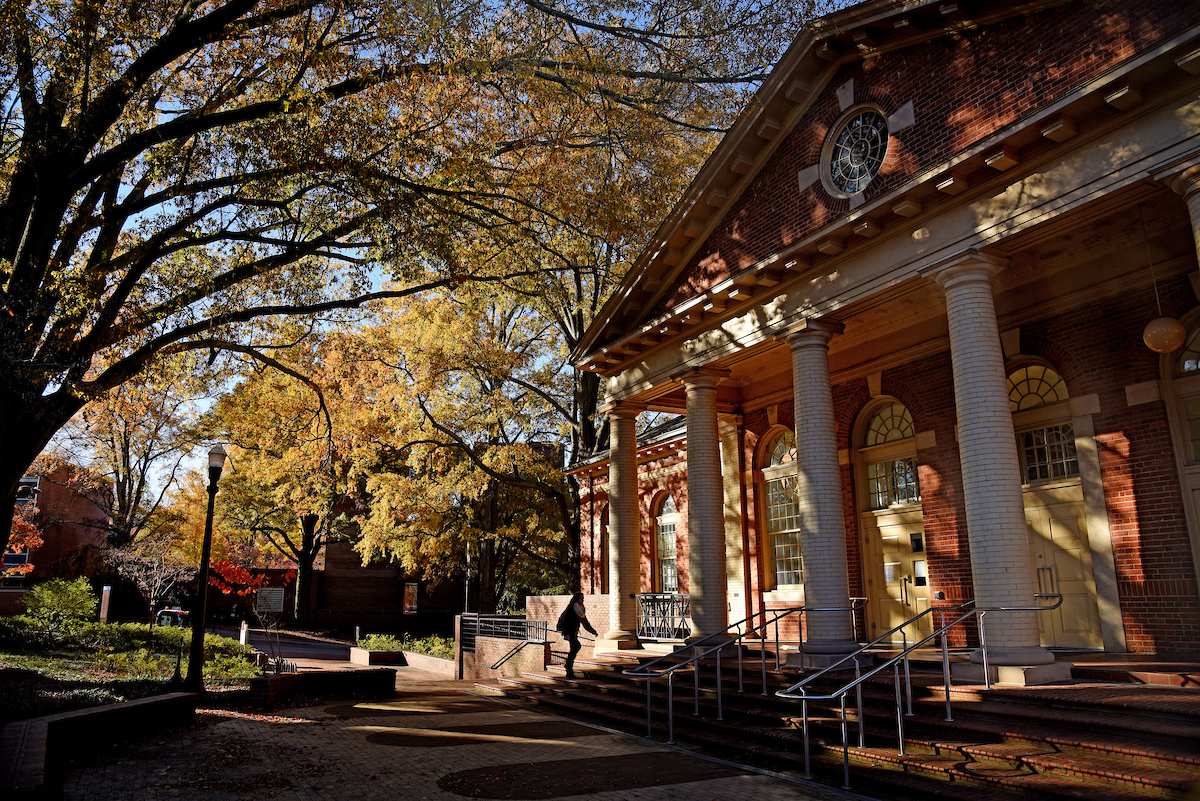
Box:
[777,594,1063,790]
[624,600,868,744]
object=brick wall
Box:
[654,0,1200,312]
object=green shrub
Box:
[356,633,405,651]
[357,633,453,659]
[203,652,261,685]
[71,621,187,653]
[0,615,55,650]
[88,648,171,679]
[23,578,96,632]
[401,634,454,660]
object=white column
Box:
[783,319,857,653]
[680,369,730,641]
[601,401,642,649]
[927,251,1053,667]
[1168,166,1200,258]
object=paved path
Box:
[60,669,860,801]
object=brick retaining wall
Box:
[249,668,396,706]
[1,692,196,798]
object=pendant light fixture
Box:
[1140,204,1186,353]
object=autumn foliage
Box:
[209,558,295,597]
[3,503,44,576]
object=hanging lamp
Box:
[1140,205,1186,353]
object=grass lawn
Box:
[0,620,262,725]
[0,650,191,726]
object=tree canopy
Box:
[0,0,824,553]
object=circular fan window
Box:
[822,107,889,197]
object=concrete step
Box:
[482,668,1200,800]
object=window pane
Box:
[866,457,920,509]
[1021,424,1078,483]
[656,512,677,593]
[772,530,803,586]
[765,476,802,587]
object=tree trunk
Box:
[293,514,319,626]
[0,382,88,552]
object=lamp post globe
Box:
[183,444,228,694]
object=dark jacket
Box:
[556,603,597,638]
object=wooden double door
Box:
[862,507,931,644]
[861,482,1102,650]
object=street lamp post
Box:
[184,444,227,694]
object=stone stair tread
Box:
[852,747,1171,801]
[490,681,1037,801]
[894,709,1200,767]
[910,739,1200,791]
[490,665,1200,801]
[915,692,1200,739]
[944,684,1200,720]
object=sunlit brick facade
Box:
[559,0,1200,669]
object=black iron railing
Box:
[634,592,690,640]
[460,613,546,653]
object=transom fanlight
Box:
[865,403,914,446]
[767,430,797,467]
[1007,364,1068,411]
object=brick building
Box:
[0,464,109,615]
[557,0,1200,678]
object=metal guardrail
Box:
[460,614,544,653]
[624,600,869,744]
[634,593,690,640]
[776,593,1063,790]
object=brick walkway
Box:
[59,669,858,801]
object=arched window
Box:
[1177,328,1200,375]
[1008,364,1069,411]
[1173,331,1200,462]
[863,403,919,509]
[763,430,802,587]
[1007,364,1078,483]
[654,495,678,593]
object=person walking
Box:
[556,592,597,678]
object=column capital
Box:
[1150,150,1200,197]
[598,400,646,418]
[778,316,844,348]
[922,248,1008,291]
[1168,165,1200,199]
[672,366,730,390]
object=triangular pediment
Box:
[575,0,1200,372]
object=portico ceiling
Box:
[629,182,1197,415]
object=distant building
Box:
[0,464,109,615]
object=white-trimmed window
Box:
[1,551,29,588]
[763,430,803,588]
[863,403,919,509]
[1008,365,1079,483]
[654,496,678,593]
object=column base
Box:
[596,631,640,651]
[968,645,1056,666]
[951,660,1074,686]
[677,633,736,658]
[783,638,863,669]
[785,651,873,670]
